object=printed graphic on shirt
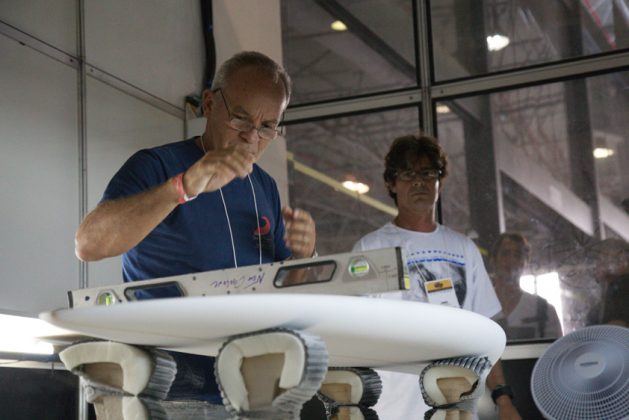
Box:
[253,215,275,259]
[405,249,467,307]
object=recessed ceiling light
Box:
[486,34,510,51]
[436,104,451,114]
[593,147,615,159]
[342,180,370,194]
[331,20,348,31]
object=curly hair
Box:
[383,133,448,204]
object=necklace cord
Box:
[248,175,263,265]
[201,136,262,267]
[219,188,238,268]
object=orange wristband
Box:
[172,173,197,204]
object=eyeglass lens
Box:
[398,169,441,181]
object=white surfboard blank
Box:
[41,293,505,374]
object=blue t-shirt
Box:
[103,138,291,283]
[101,138,290,404]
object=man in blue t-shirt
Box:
[74,51,317,404]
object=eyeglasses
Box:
[215,88,283,140]
[396,168,442,182]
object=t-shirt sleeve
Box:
[352,239,365,252]
[102,150,168,202]
[352,231,383,252]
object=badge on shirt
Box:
[424,278,459,308]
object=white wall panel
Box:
[0,36,78,315]
[86,77,183,287]
[212,0,283,65]
[0,0,76,54]
[85,0,204,107]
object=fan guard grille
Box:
[531,325,629,419]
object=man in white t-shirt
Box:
[353,133,521,420]
[490,232,562,340]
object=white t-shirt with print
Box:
[353,222,501,420]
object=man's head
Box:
[491,233,531,283]
[211,51,292,101]
[383,134,448,211]
[202,51,292,158]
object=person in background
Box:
[621,198,629,215]
[74,51,317,405]
[587,238,629,327]
[353,133,521,420]
[490,233,562,340]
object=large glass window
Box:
[285,107,420,253]
[281,0,417,104]
[436,71,629,340]
[282,0,629,352]
[431,0,629,81]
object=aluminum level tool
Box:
[68,247,408,309]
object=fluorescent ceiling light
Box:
[593,147,615,159]
[436,105,451,114]
[0,313,70,354]
[342,180,370,194]
[331,20,348,31]
[486,34,510,51]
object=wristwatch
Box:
[491,384,514,404]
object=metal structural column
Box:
[76,2,89,419]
